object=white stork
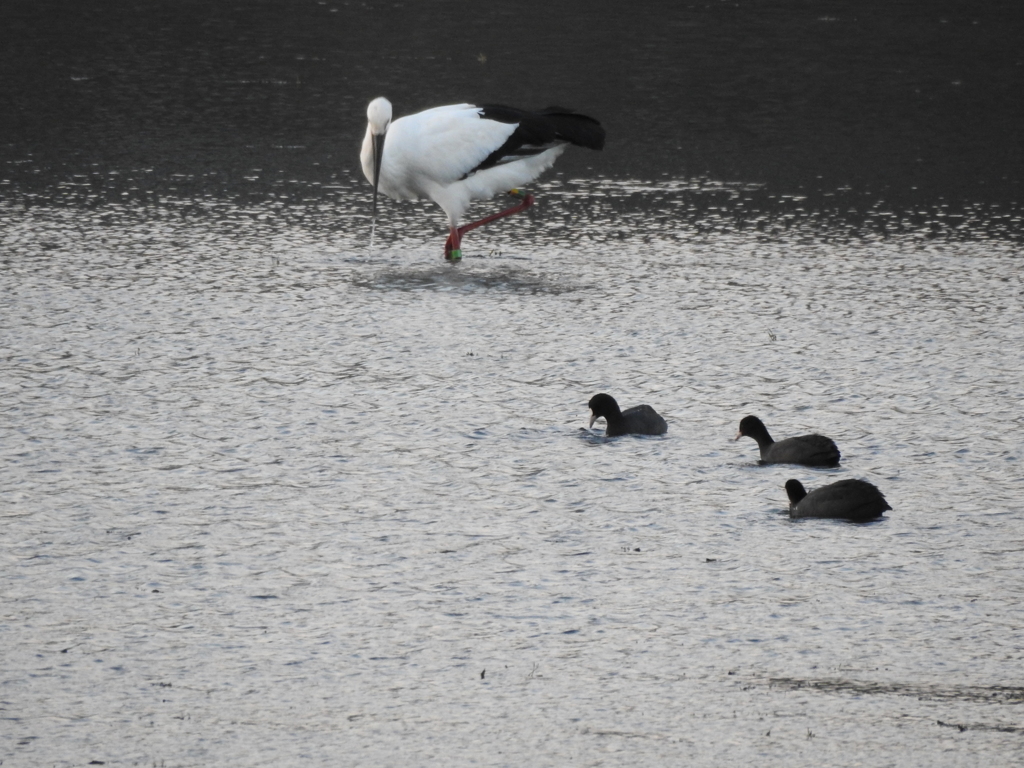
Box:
[361,96,604,261]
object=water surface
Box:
[2,2,1023,766]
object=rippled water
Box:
[3,173,1023,765]
[3,0,1024,763]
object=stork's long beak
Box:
[371,131,385,219]
[589,412,598,429]
[733,430,743,441]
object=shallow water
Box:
[3,1,1024,764]
[3,174,1023,766]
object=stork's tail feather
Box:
[536,109,606,150]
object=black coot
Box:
[588,393,667,437]
[735,415,840,467]
[785,478,891,521]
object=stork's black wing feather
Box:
[468,104,605,176]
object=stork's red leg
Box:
[444,226,461,261]
[443,190,535,261]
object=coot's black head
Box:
[735,415,768,441]
[785,479,807,505]
[588,393,621,428]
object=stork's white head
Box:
[367,97,392,136]
[365,97,393,220]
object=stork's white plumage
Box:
[361,96,604,260]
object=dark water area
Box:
[2,0,1023,234]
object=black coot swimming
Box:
[785,478,891,521]
[588,393,667,437]
[735,415,840,467]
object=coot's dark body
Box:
[785,478,891,522]
[588,393,667,437]
[736,415,840,467]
